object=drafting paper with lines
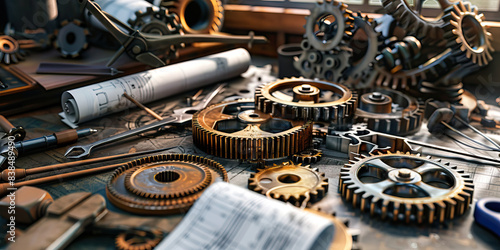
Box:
[156,182,335,250]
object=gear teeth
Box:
[53,19,90,58]
[160,0,224,34]
[0,36,26,65]
[115,229,163,250]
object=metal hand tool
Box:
[0,115,25,141]
[64,84,224,159]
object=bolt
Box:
[132,45,141,54]
[398,169,412,179]
[300,84,312,93]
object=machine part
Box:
[417,81,464,103]
[292,149,323,164]
[0,186,53,224]
[339,151,474,224]
[277,43,303,78]
[0,36,25,65]
[474,198,500,238]
[192,99,313,160]
[355,88,425,135]
[0,115,26,141]
[375,36,422,71]
[294,46,351,82]
[116,229,163,250]
[106,154,227,214]
[442,1,494,68]
[128,6,182,36]
[255,78,357,122]
[53,20,90,58]
[161,0,224,34]
[248,162,328,206]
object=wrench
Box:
[64,84,225,159]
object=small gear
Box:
[0,35,26,65]
[248,162,328,206]
[293,44,351,82]
[127,6,182,36]
[106,154,227,215]
[339,151,474,224]
[292,149,323,164]
[115,229,163,250]
[192,99,313,160]
[53,20,90,58]
[160,0,224,34]
[255,78,357,122]
[355,88,425,135]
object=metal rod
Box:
[123,92,163,121]
[454,116,500,150]
[409,139,500,164]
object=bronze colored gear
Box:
[0,35,25,65]
[339,151,474,224]
[355,88,425,135]
[115,229,163,250]
[160,0,223,34]
[248,162,328,206]
[53,19,90,58]
[292,149,323,164]
[128,6,183,36]
[255,78,357,122]
[192,98,313,160]
[106,154,228,215]
[442,1,494,68]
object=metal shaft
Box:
[409,139,500,164]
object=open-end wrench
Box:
[64,84,225,159]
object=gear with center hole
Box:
[255,78,357,122]
[160,0,224,34]
[115,229,163,250]
[248,162,328,206]
[0,35,26,65]
[128,6,183,36]
[53,20,90,58]
[339,151,474,224]
[292,149,323,164]
[106,154,227,215]
[192,98,313,160]
[293,45,351,82]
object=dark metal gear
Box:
[255,78,358,122]
[115,229,163,250]
[127,6,183,36]
[192,98,313,160]
[293,43,351,82]
[160,0,224,34]
[292,149,323,164]
[248,162,328,206]
[0,35,26,65]
[339,151,474,224]
[106,154,227,215]
[53,20,90,58]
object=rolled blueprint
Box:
[60,48,251,127]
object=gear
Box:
[53,20,90,58]
[0,35,25,65]
[293,44,351,82]
[128,6,182,36]
[115,229,163,250]
[192,98,313,160]
[255,78,357,122]
[106,154,227,215]
[355,88,425,135]
[160,0,224,34]
[339,151,474,224]
[248,162,328,206]
[292,149,323,164]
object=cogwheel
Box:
[53,19,90,58]
[106,154,228,215]
[127,6,183,36]
[255,78,357,122]
[442,0,494,68]
[248,162,328,206]
[355,88,424,135]
[192,98,313,160]
[116,229,163,250]
[0,35,26,65]
[292,149,323,164]
[339,151,474,224]
[160,0,224,34]
[294,44,351,82]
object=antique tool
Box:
[474,198,500,238]
[192,98,313,160]
[53,19,90,58]
[339,151,474,224]
[160,0,224,34]
[0,36,26,65]
[0,186,53,224]
[64,84,224,159]
[81,0,267,68]
[123,92,163,121]
[36,62,122,76]
[292,149,323,164]
[0,115,26,141]
[106,154,227,214]
[248,162,328,207]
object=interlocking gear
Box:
[292,149,323,164]
[115,229,163,250]
[339,151,474,224]
[248,162,328,206]
[192,99,313,160]
[255,78,357,122]
[294,44,351,82]
[160,0,224,34]
[128,6,183,36]
[106,154,227,215]
[53,20,90,58]
[0,35,25,65]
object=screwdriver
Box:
[15,128,97,154]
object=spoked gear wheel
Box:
[355,88,425,135]
[192,98,313,160]
[255,78,357,122]
[292,149,323,164]
[53,19,90,58]
[0,35,26,65]
[160,0,224,34]
[115,229,163,250]
[339,152,474,224]
[293,43,351,82]
[127,6,183,36]
[106,154,227,215]
[248,162,328,206]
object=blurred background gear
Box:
[53,19,90,58]
[160,0,224,34]
[0,35,26,65]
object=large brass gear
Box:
[192,98,313,160]
[248,162,328,206]
[106,154,227,215]
[160,0,223,34]
[255,78,357,122]
[339,151,474,224]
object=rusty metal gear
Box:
[53,19,90,58]
[128,6,183,36]
[292,149,323,164]
[248,162,328,206]
[106,154,227,215]
[160,0,224,34]
[339,151,474,224]
[115,229,163,250]
[255,78,357,122]
[0,35,26,65]
[355,88,425,135]
[192,98,313,160]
